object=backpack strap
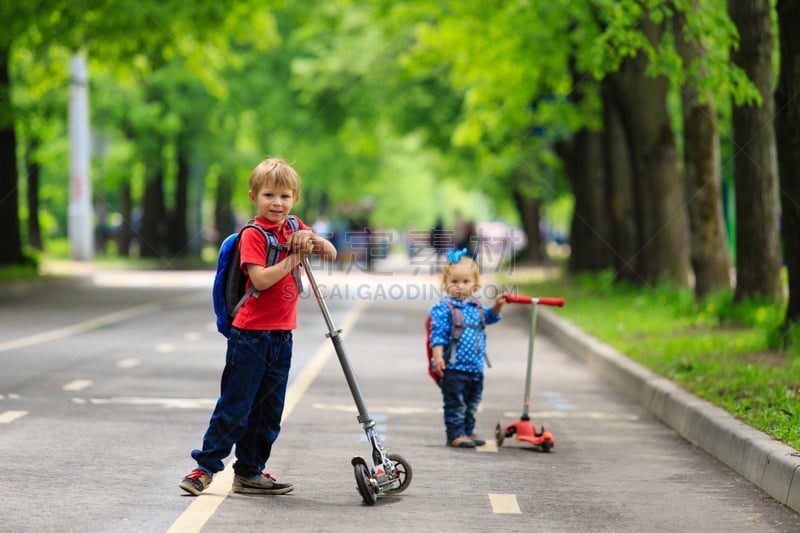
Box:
[471,297,491,368]
[234,217,303,313]
[443,300,462,365]
[284,215,303,293]
[443,298,491,368]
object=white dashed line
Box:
[502,411,639,421]
[488,493,522,514]
[63,379,93,392]
[117,358,142,369]
[79,397,216,409]
[477,441,498,452]
[0,410,29,423]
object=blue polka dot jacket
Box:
[429,296,502,374]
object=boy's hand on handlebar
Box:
[288,231,314,259]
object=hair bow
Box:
[447,248,469,264]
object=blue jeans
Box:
[440,369,483,442]
[191,328,292,477]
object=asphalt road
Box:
[1,266,799,532]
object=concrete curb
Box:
[538,307,800,513]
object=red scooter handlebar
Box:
[505,294,565,307]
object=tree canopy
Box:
[2,0,798,339]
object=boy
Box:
[180,158,337,495]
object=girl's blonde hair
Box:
[440,256,481,291]
[249,157,301,197]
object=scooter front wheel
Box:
[353,460,377,505]
[383,453,412,495]
[495,421,505,447]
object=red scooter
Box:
[496,295,565,452]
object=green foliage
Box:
[703,290,785,331]
[510,271,800,449]
[43,238,70,258]
[2,0,775,264]
[0,248,39,281]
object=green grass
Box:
[508,269,800,451]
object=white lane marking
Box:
[63,379,93,392]
[185,332,202,341]
[0,410,29,423]
[477,441,498,453]
[79,397,216,409]
[488,493,522,514]
[502,411,640,421]
[117,358,142,369]
[312,404,638,421]
[167,299,372,533]
[312,403,437,415]
[157,343,177,353]
[92,271,211,288]
[0,293,206,354]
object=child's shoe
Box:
[470,434,486,446]
[179,468,212,495]
[448,435,476,448]
[232,472,294,495]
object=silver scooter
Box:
[302,258,412,505]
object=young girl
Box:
[428,248,506,447]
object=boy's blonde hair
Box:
[249,157,302,197]
[440,256,481,291]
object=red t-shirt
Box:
[232,215,310,331]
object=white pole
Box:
[68,53,94,261]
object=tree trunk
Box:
[0,44,25,266]
[186,156,205,257]
[140,169,166,258]
[512,189,544,264]
[25,137,42,250]
[775,0,800,327]
[729,0,783,303]
[167,146,189,258]
[608,18,691,287]
[602,78,639,283]
[116,180,133,257]
[557,129,612,273]
[673,3,732,299]
[215,173,235,247]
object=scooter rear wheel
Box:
[354,461,377,505]
[383,453,412,495]
[541,438,553,452]
[495,421,505,447]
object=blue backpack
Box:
[212,216,300,337]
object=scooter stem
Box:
[522,302,539,419]
[301,259,374,428]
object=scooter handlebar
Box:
[505,294,565,307]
